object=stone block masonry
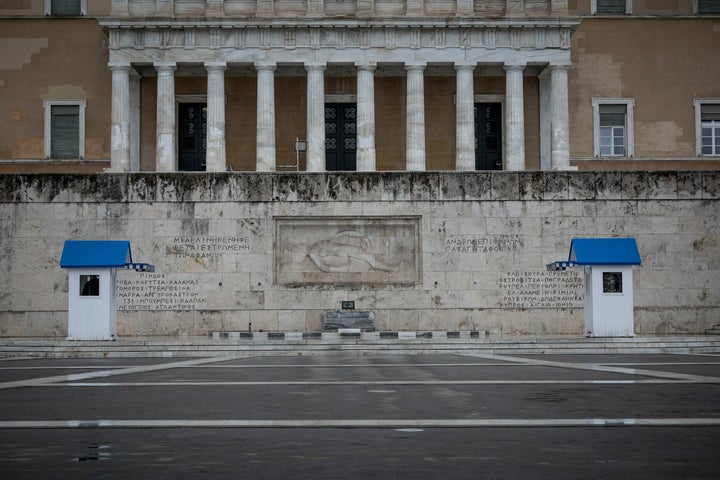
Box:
[0,171,718,337]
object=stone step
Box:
[1,335,719,359]
[705,326,720,335]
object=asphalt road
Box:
[1,352,719,479]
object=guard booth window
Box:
[79,275,100,297]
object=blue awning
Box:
[60,240,155,272]
[547,238,641,271]
[569,238,641,266]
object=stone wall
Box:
[0,171,718,337]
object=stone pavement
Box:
[1,352,720,479]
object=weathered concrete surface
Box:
[0,171,718,337]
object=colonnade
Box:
[109,60,572,172]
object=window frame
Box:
[44,0,86,16]
[694,0,720,15]
[694,98,720,157]
[592,98,635,158]
[43,99,86,160]
[591,0,632,15]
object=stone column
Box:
[109,63,131,172]
[356,63,376,171]
[154,62,177,172]
[306,63,326,172]
[256,62,276,172]
[205,62,227,172]
[455,63,476,171]
[550,64,572,170]
[405,63,426,171]
[129,70,140,172]
[504,63,525,171]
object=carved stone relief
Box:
[275,217,422,285]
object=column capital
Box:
[503,63,526,72]
[454,63,477,72]
[108,62,131,71]
[255,62,277,71]
[305,62,327,72]
[204,61,227,71]
[153,62,177,72]
[548,62,572,71]
[356,62,377,72]
[405,62,427,71]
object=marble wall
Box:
[0,171,717,337]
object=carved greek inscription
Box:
[117,273,208,311]
[445,235,522,253]
[498,270,583,309]
[166,236,251,258]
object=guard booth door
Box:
[475,102,503,170]
[178,103,207,171]
[325,103,357,171]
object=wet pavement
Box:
[1,352,720,479]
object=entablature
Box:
[102,19,579,56]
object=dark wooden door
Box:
[325,103,357,171]
[475,103,503,170]
[178,103,207,171]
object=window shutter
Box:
[701,104,720,121]
[51,105,80,159]
[596,0,626,15]
[699,0,720,14]
[51,0,81,16]
[599,104,626,127]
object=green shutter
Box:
[701,104,720,121]
[596,0,626,15]
[51,105,80,159]
[51,0,81,16]
[698,0,720,14]
[599,104,626,127]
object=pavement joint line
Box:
[51,379,702,387]
[462,353,720,384]
[1,418,720,429]
[0,356,236,391]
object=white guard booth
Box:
[547,238,642,338]
[60,240,154,340]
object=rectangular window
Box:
[595,0,627,14]
[599,104,627,156]
[43,100,86,160]
[696,101,720,156]
[698,0,720,15]
[79,275,100,297]
[593,99,634,158]
[45,0,84,16]
[602,272,623,294]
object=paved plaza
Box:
[1,351,720,479]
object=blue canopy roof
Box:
[568,238,641,266]
[60,240,133,268]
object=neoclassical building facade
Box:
[1,0,719,173]
[103,0,577,174]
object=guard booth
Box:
[547,238,642,338]
[60,240,154,340]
